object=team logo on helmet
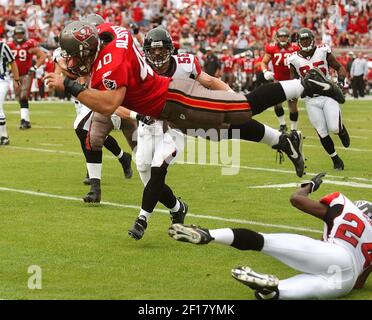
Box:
[72,25,95,47]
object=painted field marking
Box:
[0,186,322,234]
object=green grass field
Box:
[0,99,371,300]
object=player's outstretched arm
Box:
[43,73,126,115]
[290,173,328,220]
[196,71,232,91]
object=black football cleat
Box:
[128,216,147,240]
[170,198,188,224]
[273,131,305,177]
[0,136,10,145]
[231,266,279,300]
[119,152,133,179]
[83,190,101,203]
[331,155,344,171]
[279,124,287,133]
[168,224,214,244]
[338,125,350,148]
[83,178,101,203]
[19,119,31,129]
[302,68,345,104]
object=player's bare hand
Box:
[13,79,20,91]
[43,73,65,91]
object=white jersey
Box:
[138,53,202,134]
[287,45,331,79]
[320,192,372,274]
[171,53,202,80]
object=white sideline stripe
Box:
[4,145,372,183]
[304,144,372,152]
[305,135,368,141]
[249,179,372,189]
[0,187,322,234]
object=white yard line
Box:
[249,179,372,189]
[304,135,368,140]
[4,145,372,183]
[0,186,322,234]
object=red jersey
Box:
[7,39,38,76]
[91,23,171,117]
[264,42,299,80]
[221,55,235,73]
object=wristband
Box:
[129,111,138,120]
[64,77,87,97]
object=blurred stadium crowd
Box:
[0,0,371,99]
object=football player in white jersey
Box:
[127,27,307,240]
[169,172,372,300]
[287,28,350,171]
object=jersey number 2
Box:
[335,213,371,269]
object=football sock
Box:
[246,83,287,116]
[228,119,265,142]
[319,135,336,155]
[277,115,286,126]
[139,209,152,221]
[87,163,102,180]
[260,125,280,147]
[104,135,122,157]
[142,167,170,213]
[231,228,264,251]
[274,105,286,125]
[289,112,298,131]
[0,118,7,137]
[159,184,177,209]
[20,101,30,121]
[209,228,234,245]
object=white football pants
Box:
[305,96,342,138]
[136,120,185,185]
[261,233,357,299]
[0,79,9,120]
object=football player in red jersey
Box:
[169,173,372,300]
[44,22,345,178]
[261,27,299,133]
[8,25,46,129]
[220,46,236,88]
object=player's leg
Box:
[19,74,33,129]
[274,104,287,132]
[83,113,114,203]
[288,98,299,131]
[169,225,355,299]
[0,79,10,145]
[305,98,343,170]
[104,135,133,179]
[165,79,305,177]
[323,97,350,148]
[129,126,186,240]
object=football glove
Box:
[300,172,326,193]
[337,75,346,89]
[136,114,155,125]
[263,70,275,81]
[28,66,37,75]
